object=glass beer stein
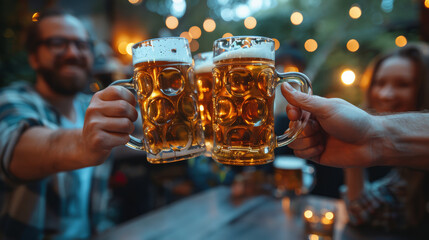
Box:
[111,37,206,163]
[212,36,312,166]
[193,52,215,156]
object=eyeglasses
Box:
[38,37,93,54]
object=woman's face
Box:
[370,56,418,113]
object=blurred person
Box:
[341,44,429,231]
[0,9,137,239]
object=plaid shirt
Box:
[341,167,429,232]
[0,82,114,239]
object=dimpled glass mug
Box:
[111,37,206,163]
[212,36,312,166]
[193,52,215,156]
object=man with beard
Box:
[0,10,137,239]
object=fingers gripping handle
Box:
[275,72,312,147]
[110,78,145,151]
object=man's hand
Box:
[281,83,379,167]
[82,86,138,165]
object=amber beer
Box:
[212,36,312,166]
[194,52,215,156]
[273,157,305,196]
[111,37,206,164]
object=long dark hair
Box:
[360,43,429,111]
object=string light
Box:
[349,5,362,19]
[203,18,216,32]
[180,31,192,42]
[290,11,303,25]
[346,39,359,52]
[244,17,257,29]
[126,43,135,56]
[32,12,40,22]
[304,39,318,52]
[189,26,202,39]
[222,33,233,38]
[425,0,429,8]
[272,38,280,51]
[341,69,356,85]
[166,16,179,30]
[395,35,407,47]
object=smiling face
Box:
[29,15,93,96]
[369,56,418,113]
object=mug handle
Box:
[275,72,312,147]
[109,78,145,151]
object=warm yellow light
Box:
[180,32,192,43]
[273,38,280,51]
[290,11,303,25]
[395,35,407,47]
[190,40,199,52]
[166,16,179,30]
[349,5,362,19]
[118,41,128,55]
[425,0,429,8]
[244,16,257,29]
[284,65,299,72]
[304,39,318,52]
[199,105,204,112]
[128,0,142,5]
[189,26,202,39]
[347,39,359,52]
[203,18,216,32]
[222,33,233,38]
[304,210,313,219]
[309,234,319,240]
[126,43,134,56]
[32,12,40,22]
[341,69,356,85]
[325,211,334,220]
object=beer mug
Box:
[212,36,312,166]
[193,52,215,156]
[111,37,206,163]
[273,156,315,197]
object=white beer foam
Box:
[213,43,274,63]
[194,62,214,74]
[273,156,306,169]
[132,38,192,66]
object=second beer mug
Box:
[212,36,312,165]
[111,37,206,163]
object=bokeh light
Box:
[32,12,40,22]
[222,33,233,38]
[304,210,313,219]
[189,26,202,39]
[118,41,128,55]
[325,212,334,220]
[128,0,142,5]
[304,39,318,52]
[395,35,407,47]
[349,5,362,19]
[166,16,179,30]
[346,39,359,52]
[180,31,192,42]
[203,18,216,32]
[190,40,199,52]
[341,69,356,85]
[425,0,429,8]
[272,38,280,51]
[126,43,135,56]
[290,11,303,25]
[309,234,319,240]
[244,16,257,29]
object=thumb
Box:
[281,82,328,117]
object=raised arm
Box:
[281,82,429,169]
[9,86,138,180]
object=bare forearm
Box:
[10,127,99,180]
[372,112,429,169]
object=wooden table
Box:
[93,186,411,240]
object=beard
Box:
[37,55,92,96]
